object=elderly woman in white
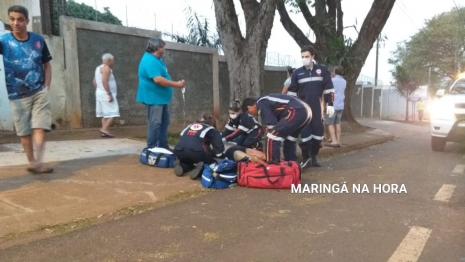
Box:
[93,53,120,137]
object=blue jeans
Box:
[146,104,170,149]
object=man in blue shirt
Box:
[324,66,347,147]
[1,5,53,174]
[136,38,186,149]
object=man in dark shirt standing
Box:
[0,5,53,173]
[288,46,335,169]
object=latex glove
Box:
[222,138,227,143]
[326,106,335,118]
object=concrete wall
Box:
[217,57,287,125]
[3,16,286,130]
[73,32,218,127]
[76,28,156,128]
[43,35,68,129]
[264,66,288,94]
[0,0,41,32]
[64,16,286,128]
[60,16,162,128]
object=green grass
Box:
[167,133,181,145]
[131,132,180,146]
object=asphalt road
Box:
[1,120,464,262]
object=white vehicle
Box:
[429,75,465,151]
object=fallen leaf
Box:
[44,228,55,233]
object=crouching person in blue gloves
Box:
[173,114,225,180]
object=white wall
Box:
[0,21,14,131]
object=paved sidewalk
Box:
[0,122,394,245]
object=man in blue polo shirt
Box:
[1,5,53,174]
[136,38,186,149]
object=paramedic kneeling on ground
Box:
[173,114,225,180]
[245,94,312,163]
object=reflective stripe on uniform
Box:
[257,96,290,104]
[238,125,250,132]
[297,77,323,84]
[200,126,214,138]
[286,136,297,141]
[225,124,236,131]
[180,124,192,136]
[301,134,324,142]
[266,132,285,142]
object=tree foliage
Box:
[390,65,420,99]
[164,7,222,51]
[277,0,396,123]
[390,7,465,92]
[53,0,122,34]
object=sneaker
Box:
[299,158,312,170]
[189,161,204,180]
[311,156,321,167]
[174,159,184,177]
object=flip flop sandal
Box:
[27,165,54,174]
[100,131,115,138]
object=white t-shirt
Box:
[283,77,291,85]
[95,64,117,101]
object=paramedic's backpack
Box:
[140,147,176,168]
[201,159,237,189]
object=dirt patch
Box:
[203,232,220,243]
[160,225,181,232]
[0,188,215,249]
[293,196,330,206]
[150,244,183,259]
[340,121,374,135]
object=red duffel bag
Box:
[237,161,301,189]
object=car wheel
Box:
[431,136,446,151]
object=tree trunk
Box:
[405,95,409,121]
[227,43,266,100]
[342,69,361,125]
[213,0,278,102]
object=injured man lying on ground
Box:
[224,145,267,163]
